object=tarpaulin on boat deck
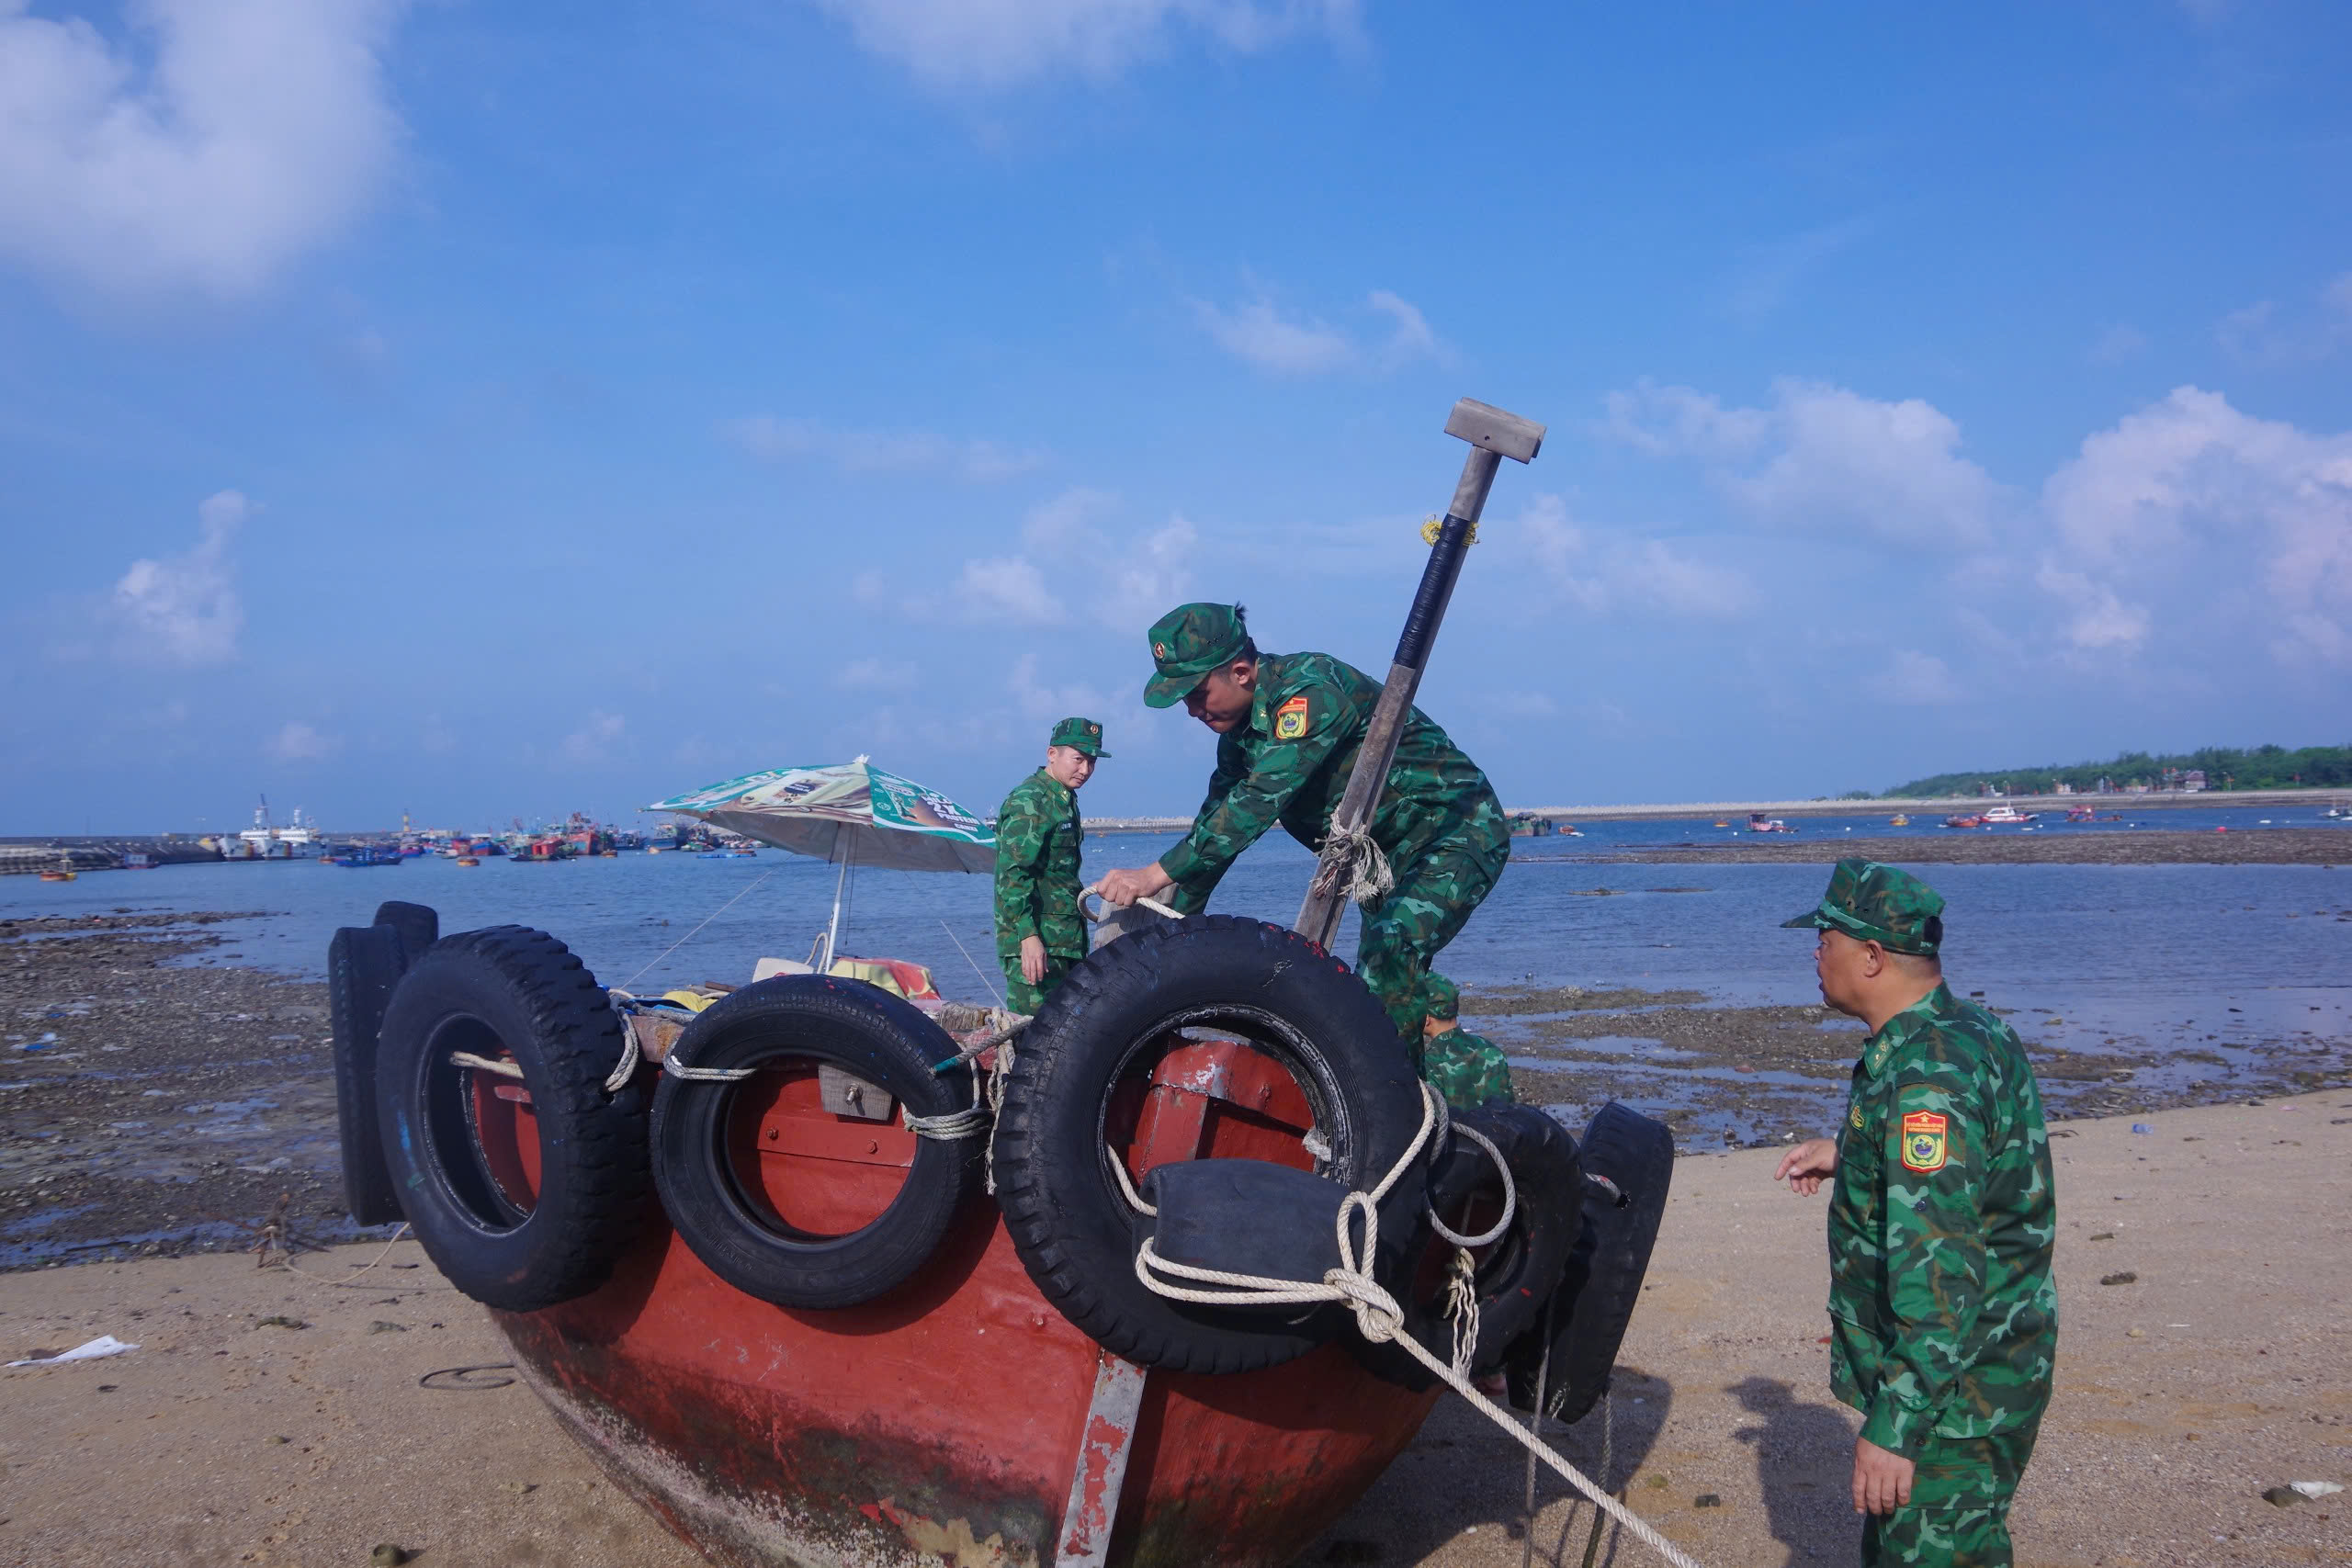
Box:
[646,755,996,874]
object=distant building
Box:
[2181,770,2207,792]
[2055,782,2075,794]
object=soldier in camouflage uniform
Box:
[994,717,1107,1015]
[1094,604,1510,1077]
[1415,974,1516,1110]
[1774,860,2058,1568]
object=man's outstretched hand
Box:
[1775,1138,1838,1196]
[1097,863,1174,908]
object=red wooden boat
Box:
[492,1032,1440,1568]
[334,906,1668,1568]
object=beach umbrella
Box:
[647,756,995,968]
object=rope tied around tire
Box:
[1130,1083,1710,1568]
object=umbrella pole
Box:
[821,841,852,972]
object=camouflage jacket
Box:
[1827,982,2059,1454]
[994,770,1086,961]
[1157,651,1498,911]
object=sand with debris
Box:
[3,1093,2345,1568]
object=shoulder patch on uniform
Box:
[1900,1110,1949,1172]
[1849,1099,1864,1131]
[1272,694,1310,741]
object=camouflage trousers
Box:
[1002,951,1080,1017]
[1860,1424,2039,1568]
[1420,1025,1516,1110]
[1355,797,1511,1070]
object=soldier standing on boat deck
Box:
[1774,860,2058,1568]
[1094,603,1512,1101]
[994,717,1107,1016]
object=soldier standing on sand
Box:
[1094,602,1514,1109]
[1774,860,2058,1568]
[994,718,1106,1016]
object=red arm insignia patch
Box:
[1899,1110,1949,1172]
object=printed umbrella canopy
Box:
[647,756,997,971]
[647,755,995,874]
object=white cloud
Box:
[724,416,1044,481]
[1505,493,1751,621]
[839,658,918,692]
[266,719,333,762]
[561,710,627,763]
[111,490,245,665]
[2090,323,2150,364]
[808,0,1358,89]
[1192,288,1442,376]
[2036,386,2352,664]
[1021,486,1119,551]
[1605,378,2007,548]
[956,556,1063,624]
[2214,272,2352,366]
[0,0,402,302]
[1192,297,1354,374]
[1009,651,1112,724]
[1724,217,1872,323]
[1867,651,1963,705]
[1095,515,1196,631]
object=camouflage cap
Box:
[1142,603,1250,708]
[1048,716,1109,758]
[1418,972,1461,1022]
[1783,858,1944,956]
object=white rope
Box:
[1131,1084,1708,1568]
[1078,889,1186,923]
[664,1056,756,1082]
[1307,822,1395,908]
[980,1036,1017,1194]
[603,990,642,1092]
[449,1051,524,1079]
[902,1100,990,1140]
[1442,1246,1480,1381]
[1429,1122,1515,1248]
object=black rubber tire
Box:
[993,915,1430,1374]
[648,976,982,1310]
[329,924,407,1226]
[1351,1103,1584,1388]
[374,925,651,1312]
[1504,1100,1675,1424]
[372,901,440,967]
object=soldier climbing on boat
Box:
[1095,601,1516,1110]
[993,716,1107,1015]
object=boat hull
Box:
[497,1205,1438,1568]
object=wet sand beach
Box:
[1,1093,2343,1567]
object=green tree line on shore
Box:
[1884,743,2352,798]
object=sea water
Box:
[5,827,2346,1059]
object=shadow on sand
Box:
[1305,1371,1865,1567]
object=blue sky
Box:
[3,0,2348,834]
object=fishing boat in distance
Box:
[1980,805,2037,825]
[1747,811,1796,832]
[1887,813,1910,827]
[2065,804,2097,822]
[1942,813,1984,829]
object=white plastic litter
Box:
[2290,1481,2345,1500]
[7,1335,140,1367]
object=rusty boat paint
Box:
[487,1037,1442,1568]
